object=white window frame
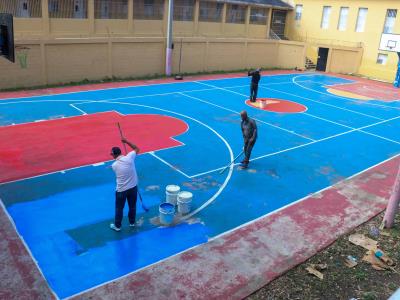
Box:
[295,4,302,21]
[383,9,397,34]
[355,8,368,32]
[376,53,388,65]
[337,7,349,31]
[321,6,331,29]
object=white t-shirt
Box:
[111,151,138,192]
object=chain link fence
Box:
[94,0,128,19]
[133,0,164,20]
[250,7,267,25]
[199,1,223,23]
[0,0,42,18]
[173,0,194,21]
[49,0,88,19]
[226,4,245,24]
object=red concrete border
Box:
[0,70,298,100]
[1,155,397,300]
[1,70,397,299]
[68,156,398,300]
[0,203,56,300]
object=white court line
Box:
[191,114,400,177]
[0,72,308,101]
[148,152,191,179]
[209,152,400,241]
[0,109,109,129]
[69,104,87,115]
[292,74,400,111]
[187,84,316,142]
[304,112,400,145]
[0,80,311,106]
[260,85,385,121]
[0,99,94,105]
[91,100,235,221]
[0,200,60,299]
[66,147,400,300]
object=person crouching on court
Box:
[240,110,257,169]
[248,68,261,102]
[109,138,140,232]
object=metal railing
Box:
[292,34,363,48]
[269,30,281,40]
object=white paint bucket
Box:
[259,99,267,109]
[159,202,175,225]
[177,191,193,214]
[166,185,180,205]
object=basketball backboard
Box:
[0,13,15,63]
[379,33,400,52]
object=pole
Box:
[165,0,174,76]
[382,160,400,228]
[394,52,400,88]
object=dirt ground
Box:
[247,212,400,300]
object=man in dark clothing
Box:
[240,110,257,169]
[248,68,261,102]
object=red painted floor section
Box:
[66,156,398,300]
[246,98,307,113]
[328,82,400,101]
[0,112,188,183]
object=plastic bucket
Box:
[177,191,193,214]
[159,202,175,225]
[166,185,180,205]
[259,99,267,109]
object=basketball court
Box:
[1,70,400,298]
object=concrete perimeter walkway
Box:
[2,152,398,299]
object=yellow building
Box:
[1,0,310,89]
[286,0,400,82]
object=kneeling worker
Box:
[110,138,140,232]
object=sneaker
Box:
[110,223,121,232]
[129,223,135,227]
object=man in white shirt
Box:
[109,138,140,232]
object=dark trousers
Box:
[250,83,258,102]
[243,139,256,164]
[115,186,137,228]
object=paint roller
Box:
[219,150,244,174]
[116,122,149,212]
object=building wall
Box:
[0,38,305,89]
[286,0,400,82]
[8,0,274,39]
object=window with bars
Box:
[174,0,194,21]
[376,53,388,65]
[199,1,223,23]
[383,9,397,34]
[355,8,368,32]
[250,7,267,25]
[295,4,302,21]
[49,0,88,18]
[226,4,246,24]
[94,0,128,19]
[320,6,331,29]
[337,7,349,31]
[0,0,42,18]
[133,0,164,20]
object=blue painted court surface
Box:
[1,73,400,298]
